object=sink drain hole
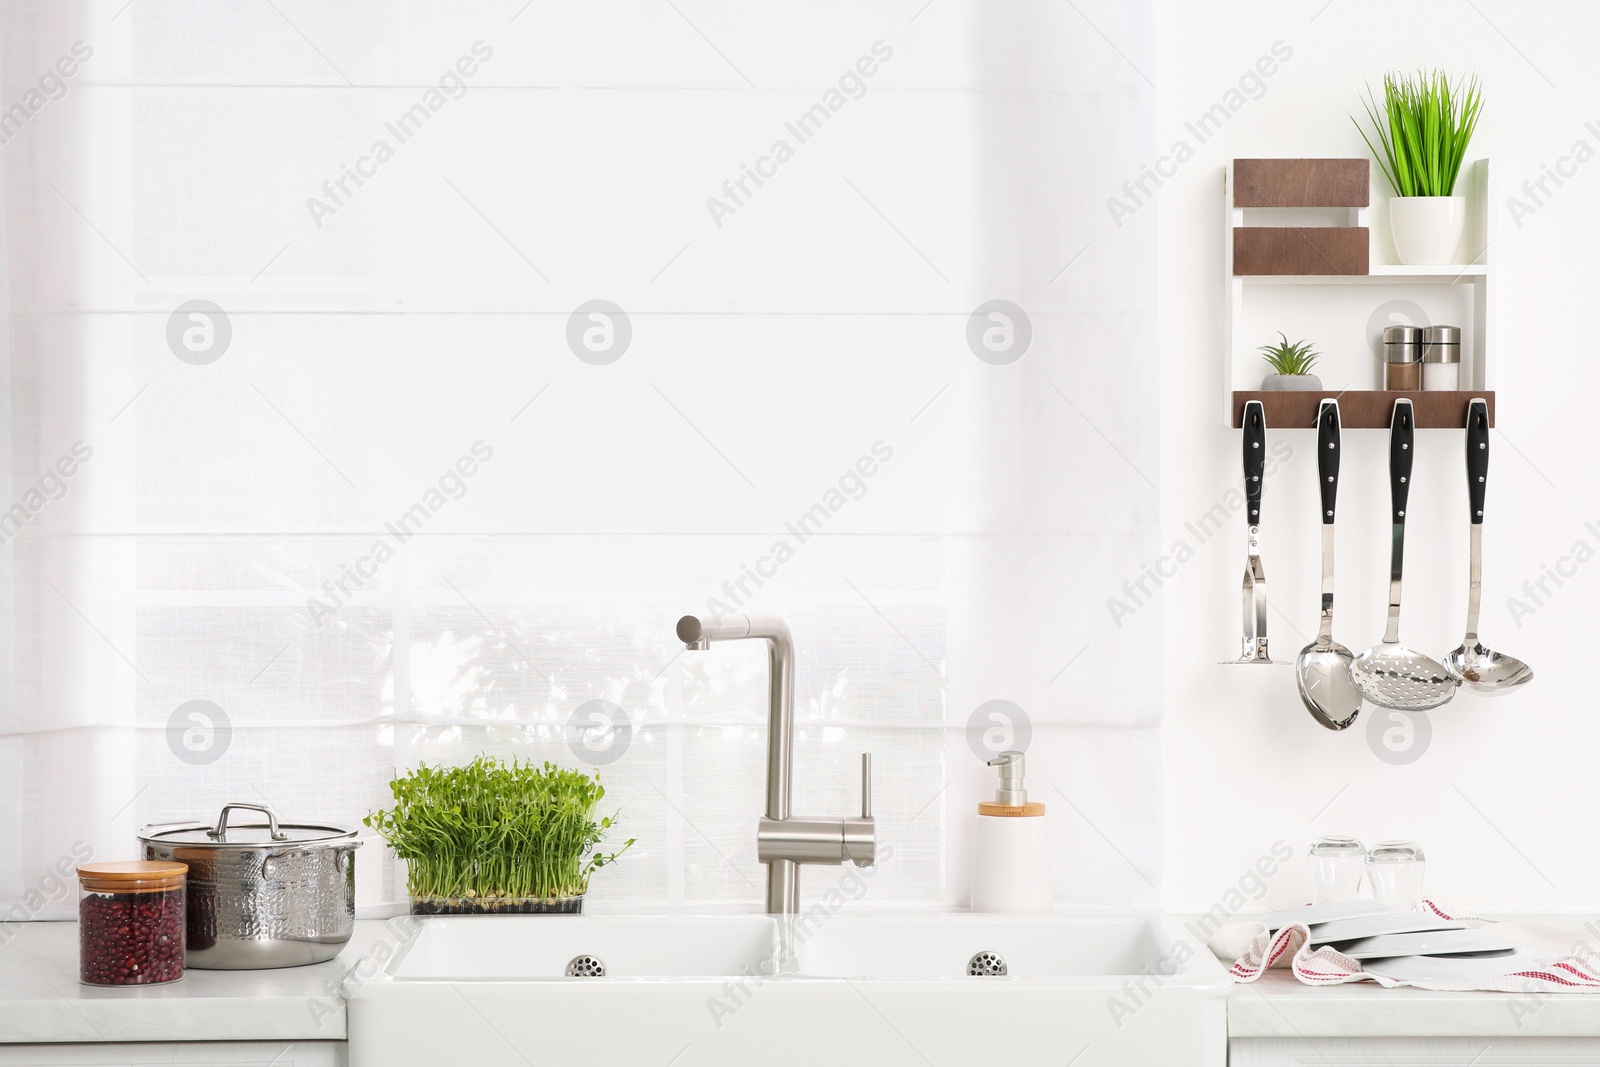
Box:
[967,950,1007,976]
[565,954,606,977]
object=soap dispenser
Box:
[970,750,1052,914]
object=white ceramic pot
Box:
[1260,373,1323,392]
[1389,196,1466,265]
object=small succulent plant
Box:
[1259,333,1321,376]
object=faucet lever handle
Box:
[860,753,872,819]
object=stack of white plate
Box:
[1256,902,1527,984]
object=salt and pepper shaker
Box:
[1421,326,1461,390]
[1380,323,1463,390]
[1381,326,1422,390]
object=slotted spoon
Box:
[1351,400,1455,711]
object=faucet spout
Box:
[674,613,874,915]
[677,613,759,647]
[678,614,794,823]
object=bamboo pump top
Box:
[977,750,1046,818]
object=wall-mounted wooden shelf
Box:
[1222,157,1495,427]
[1230,390,1494,429]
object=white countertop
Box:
[1223,911,1600,1039]
[0,920,392,1044]
[6,916,1600,1044]
[1230,958,1600,1038]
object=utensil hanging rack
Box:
[1224,157,1496,429]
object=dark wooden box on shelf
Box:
[1233,228,1368,276]
[1232,158,1369,276]
[1230,391,1495,429]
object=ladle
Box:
[1443,399,1533,693]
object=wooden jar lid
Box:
[77,860,187,893]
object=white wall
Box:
[1157,0,1600,912]
[1,1,1165,916]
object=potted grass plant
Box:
[1354,69,1483,265]
[366,755,634,915]
[1258,333,1322,391]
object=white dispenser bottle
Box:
[970,750,1052,914]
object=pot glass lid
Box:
[144,823,354,845]
[139,802,356,846]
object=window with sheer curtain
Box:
[0,0,1159,920]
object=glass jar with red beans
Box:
[77,861,187,986]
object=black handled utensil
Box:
[1444,399,1532,693]
[1225,401,1274,664]
[1351,399,1455,710]
[1295,400,1362,729]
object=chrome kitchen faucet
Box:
[676,613,876,915]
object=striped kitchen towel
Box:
[1209,902,1600,992]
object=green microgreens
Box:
[365,756,635,902]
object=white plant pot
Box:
[1390,196,1467,265]
[1260,373,1323,392]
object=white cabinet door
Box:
[0,1043,346,1066]
[1233,1036,1600,1065]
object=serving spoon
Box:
[1296,400,1362,729]
[1444,399,1533,693]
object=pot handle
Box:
[262,840,360,878]
[209,802,288,842]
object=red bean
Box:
[79,888,185,985]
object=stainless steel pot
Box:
[139,803,360,970]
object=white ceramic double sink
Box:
[348,914,1228,1066]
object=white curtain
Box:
[1,0,1159,919]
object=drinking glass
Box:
[1308,836,1366,904]
[1366,841,1426,912]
